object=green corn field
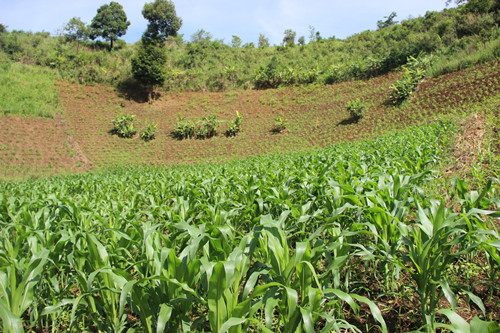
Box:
[0,120,499,332]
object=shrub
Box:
[345,98,366,120]
[172,114,195,139]
[140,120,159,142]
[389,55,431,105]
[111,114,137,138]
[196,115,220,139]
[271,116,288,133]
[225,111,242,137]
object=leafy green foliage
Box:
[140,120,159,141]
[272,116,288,133]
[1,121,498,331]
[345,98,366,120]
[89,1,130,50]
[172,113,195,139]
[225,111,243,137]
[377,12,398,29]
[132,0,181,102]
[1,4,498,90]
[196,115,220,139]
[389,55,431,105]
[131,41,167,101]
[142,0,182,42]
[63,17,89,45]
[111,113,137,138]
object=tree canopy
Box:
[90,1,130,50]
[283,29,296,47]
[377,12,398,29]
[142,0,182,43]
[132,0,182,103]
[64,17,89,49]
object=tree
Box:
[0,24,6,34]
[283,29,296,47]
[298,36,305,45]
[377,12,398,29]
[132,0,182,103]
[191,29,212,43]
[90,1,130,50]
[231,35,242,48]
[308,25,316,42]
[142,0,182,42]
[131,42,167,102]
[258,33,269,48]
[64,17,89,50]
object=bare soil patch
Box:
[1,60,499,180]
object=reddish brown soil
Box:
[1,60,499,181]
[0,114,88,180]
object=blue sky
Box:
[0,0,454,45]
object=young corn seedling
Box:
[400,200,483,332]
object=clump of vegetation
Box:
[389,55,431,105]
[111,113,136,138]
[132,0,182,103]
[140,120,158,142]
[196,115,220,139]
[272,116,288,133]
[225,111,242,137]
[172,113,195,139]
[345,98,366,121]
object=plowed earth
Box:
[0,60,499,180]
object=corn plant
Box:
[1,120,498,332]
[399,200,485,332]
[0,241,49,333]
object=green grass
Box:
[427,36,500,77]
[0,61,59,118]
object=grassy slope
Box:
[0,61,59,118]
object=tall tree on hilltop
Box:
[90,1,130,50]
[283,29,296,47]
[141,0,182,43]
[132,0,182,103]
[64,17,90,51]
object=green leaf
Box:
[156,304,173,333]
[437,309,469,333]
[351,294,387,333]
[439,280,456,310]
[0,302,23,333]
[470,316,500,333]
[462,290,486,315]
[218,317,247,333]
[208,262,227,333]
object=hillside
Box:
[0,59,498,180]
[0,2,499,332]
[0,1,499,92]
